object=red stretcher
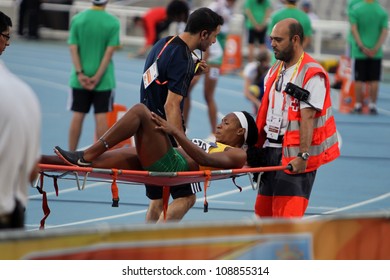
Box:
[36,164,291,229]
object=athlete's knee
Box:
[184,194,196,209]
[146,199,163,223]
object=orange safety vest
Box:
[255,53,340,173]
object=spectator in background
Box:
[346,0,362,56]
[350,0,388,115]
[267,0,312,49]
[300,0,318,23]
[330,0,362,90]
[242,49,271,114]
[244,0,272,62]
[0,11,41,230]
[17,0,41,39]
[184,0,236,142]
[132,0,189,57]
[67,0,120,151]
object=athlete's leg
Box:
[146,199,164,222]
[77,104,172,167]
[42,147,142,170]
[157,194,196,223]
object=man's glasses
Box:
[1,33,10,41]
[275,70,285,92]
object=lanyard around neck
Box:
[156,36,201,62]
[156,36,177,60]
[154,36,202,85]
[271,53,304,111]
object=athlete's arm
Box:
[151,112,246,169]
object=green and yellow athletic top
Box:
[191,139,232,171]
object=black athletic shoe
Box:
[54,146,92,167]
[370,107,378,115]
[351,107,362,114]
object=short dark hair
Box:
[288,21,304,44]
[0,11,12,33]
[167,0,189,22]
[184,7,224,35]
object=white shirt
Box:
[208,0,235,34]
[263,62,326,148]
[0,61,41,215]
[243,61,259,82]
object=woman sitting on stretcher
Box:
[47,103,261,171]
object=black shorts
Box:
[353,58,382,82]
[69,88,114,113]
[146,182,202,200]
[258,147,316,199]
[248,28,266,44]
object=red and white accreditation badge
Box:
[143,61,159,89]
[266,113,282,140]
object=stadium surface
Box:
[2,38,390,231]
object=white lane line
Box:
[304,191,390,219]
[27,209,147,231]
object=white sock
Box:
[354,102,362,109]
[368,103,376,109]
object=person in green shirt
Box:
[67,0,120,151]
[349,0,388,114]
[244,0,272,62]
[267,0,312,49]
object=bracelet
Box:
[76,70,83,75]
[99,137,110,150]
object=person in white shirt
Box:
[183,0,237,142]
[0,11,41,230]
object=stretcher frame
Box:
[36,164,291,229]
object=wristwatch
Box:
[297,152,310,161]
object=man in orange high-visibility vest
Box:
[253,18,340,218]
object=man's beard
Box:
[274,42,294,63]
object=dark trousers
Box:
[0,200,25,230]
[18,0,41,37]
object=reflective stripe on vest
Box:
[282,55,339,172]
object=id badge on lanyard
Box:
[143,61,158,89]
[266,112,283,140]
[143,36,176,89]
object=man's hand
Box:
[151,112,180,137]
[195,59,209,75]
[288,157,307,174]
